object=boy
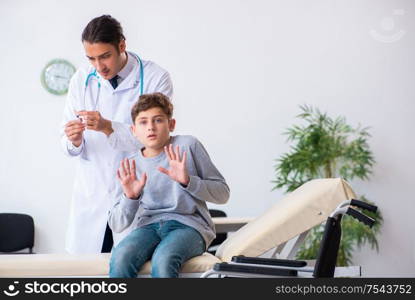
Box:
[108,93,230,278]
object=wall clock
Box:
[41,59,76,95]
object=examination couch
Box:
[0,178,363,278]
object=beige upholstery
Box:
[215,178,355,261]
[0,253,110,277]
[0,178,355,277]
[0,252,221,277]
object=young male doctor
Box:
[61,15,173,254]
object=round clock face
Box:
[41,59,76,95]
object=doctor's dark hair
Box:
[82,15,125,51]
[131,93,173,122]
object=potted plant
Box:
[273,105,383,266]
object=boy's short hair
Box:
[131,93,173,122]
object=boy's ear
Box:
[130,124,135,135]
[169,119,176,132]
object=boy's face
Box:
[83,40,126,80]
[131,107,175,149]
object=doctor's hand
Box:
[117,158,147,200]
[64,120,85,147]
[158,145,190,187]
[76,111,114,137]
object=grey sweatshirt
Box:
[108,135,230,248]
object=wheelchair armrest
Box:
[350,199,377,213]
[231,255,307,267]
[213,262,298,276]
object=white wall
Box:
[0,0,414,276]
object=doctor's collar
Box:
[116,51,136,81]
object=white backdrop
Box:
[0,0,414,276]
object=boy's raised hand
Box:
[158,144,190,186]
[117,158,147,199]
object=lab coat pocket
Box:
[77,157,100,200]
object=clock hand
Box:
[53,75,69,79]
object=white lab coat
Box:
[61,52,173,254]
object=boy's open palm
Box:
[158,144,190,186]
[117,158,147,199]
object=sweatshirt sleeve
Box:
[180,139,230,204]
[108,193,141,233]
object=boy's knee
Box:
[109,245,136,277]
[111,244,129,262]
[151,253,182,278]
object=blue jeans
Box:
[109,220,206,278]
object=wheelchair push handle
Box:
[346,207,375,227]
[350,199,377,213]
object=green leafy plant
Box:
[273,105,383,266]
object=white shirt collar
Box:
[117,51,136,82]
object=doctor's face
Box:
[83,41,126,80]
[132,107,176,150]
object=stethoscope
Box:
[82,52,144,111]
